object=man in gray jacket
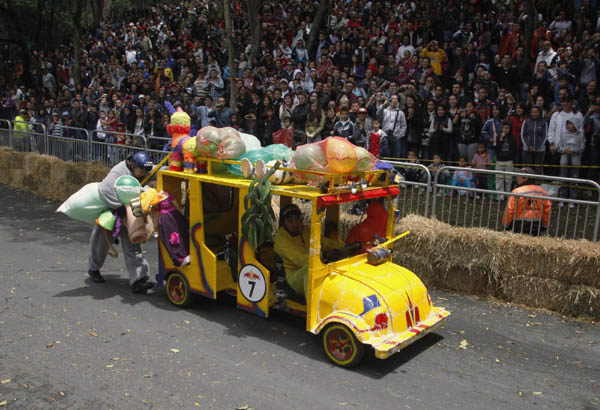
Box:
[88,152,154,293]
[377,94,407,158]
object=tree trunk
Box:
[102,0,111,18]
[246,0,261,64]
[47,0,56,48]
[71,0,83,87]
[307,0,328,59]
[524,0,535,66]
[223,0,237,109]
[34,0,46,49]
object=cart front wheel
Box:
[322,323,365,368]
[166,272,192,308]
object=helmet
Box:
[129,152,153,171]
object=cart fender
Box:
[313,312,370,343]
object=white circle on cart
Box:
[239,264,266,303]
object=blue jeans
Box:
[391,137,408,159]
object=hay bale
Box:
[395,214,600,319]
[0,148,110,201]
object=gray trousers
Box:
[458,143,478,163]
[560,153,581,199]
[495,160,513,199]
[88,225,149,285]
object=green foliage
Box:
[241,161,280,251]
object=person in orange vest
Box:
[502,167,551,236]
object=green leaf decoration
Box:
[240,161,281,251]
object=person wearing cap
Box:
[502,168,551,236]
[87,152,155,293]
[352,107,371,147]
[274,204,346,297]
[137,94,146,110]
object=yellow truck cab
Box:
[155,158,450,367]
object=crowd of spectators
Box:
[1,0,600,199]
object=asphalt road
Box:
[0,183,598,410]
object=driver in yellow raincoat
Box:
[274,204,344,297]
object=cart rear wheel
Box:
[166,272,192,308]
[322,323,365,368]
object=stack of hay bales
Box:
[0,147,109,201]
[394,214,600,319]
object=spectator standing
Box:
[333,107,354,140]
[420,41,447,77]
[472,142,492,198]
[481,104,504,158]
[214,96,233,128]
[521,106,548,175]
[13,109,31,151]
[584,95,600,184]
[351,107,371,147]
[429,104,453,160]
[205,69,224,101]
[535,41,558,71]
[257,106,280,146]
[367,119,388,158]
[196,96,215,128]
[305,101,325,142]
[556,116,585,204]
[378,94,407,159]
[457,101,481,162]
[495,122,517,201]
[291,91,309,144]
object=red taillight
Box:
[374,313,388,330]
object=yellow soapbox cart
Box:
[153,157,450,367]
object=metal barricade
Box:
[146,148,170,167]
[0,119,11,147]
[384,160,432,219]
[9,120,47,154]
[431,166,600,241]
[89,130,148,167]
[145,136,171,151]
[47,126,89,162]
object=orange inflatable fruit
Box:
[325,137,357,173]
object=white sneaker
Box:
[182,255,191,265]
[568,203,575,209]
[558,202,564,207]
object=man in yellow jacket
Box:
[502,168,552,236]
[420,41,447,76]
[13,109,31,151]
[274,204,345,297]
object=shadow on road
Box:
[54,275,180,311]
[55,281,445,376]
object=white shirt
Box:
[548,110,584,146]
[395,45,415,63]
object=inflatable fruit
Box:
[324,137,357,173]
